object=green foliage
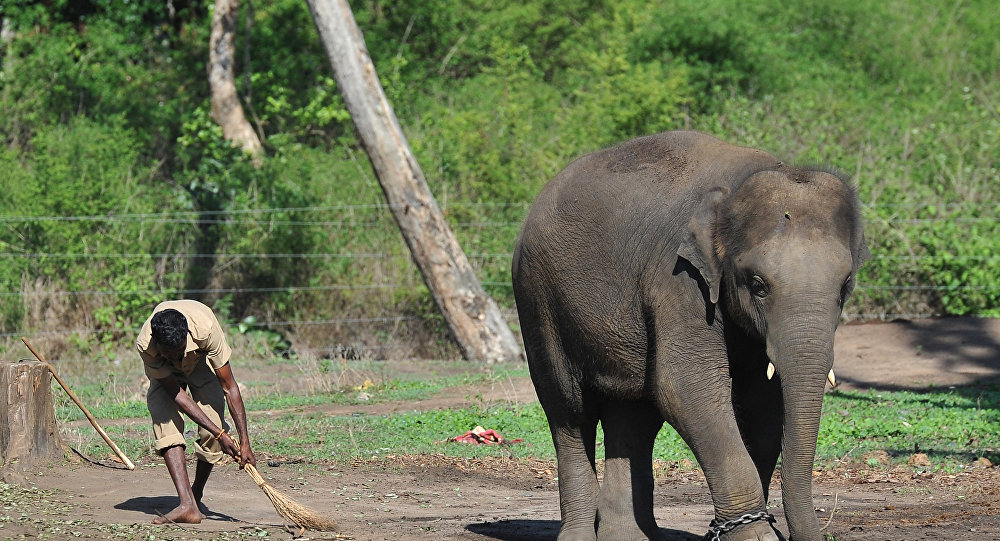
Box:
[380,0,1000,321]
[1,1,202,151]
[1,0,998,348]
[357,1,610,83]
[0,118,176,331]
[405,1,695,205]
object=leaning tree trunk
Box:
[305,0,522,364]
[1,360,64,479]
[209,0,263,160]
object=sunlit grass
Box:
[61,365,1000,474]
[819,385,1000,466]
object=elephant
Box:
[511,130,869,541]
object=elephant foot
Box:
[596,514,660,541]
[719,524,785,541]
[706,512,782,541]
[597,524,660,541]
[557,525,597,541]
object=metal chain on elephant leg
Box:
[703,511,777,541]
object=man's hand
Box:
[238,439,256,468]
[218,431,242,462]
[219,432,256,468]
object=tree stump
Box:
[1,360,64,476]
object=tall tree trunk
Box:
[304,0,522,364]
[1,17,12,47]
[209,0,263,160]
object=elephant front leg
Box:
[551,421,600,541]
[655,370,779,541]
[597,402,663,541]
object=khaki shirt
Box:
[136,300,232,380]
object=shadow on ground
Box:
[836,317,1000,391]
[901,317,1000,374]
[115,496,240,523]
[466,520,701,541]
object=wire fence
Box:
[1,202,997,352]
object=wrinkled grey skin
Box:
[511,131,869,541]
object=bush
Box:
[1,0,997,360]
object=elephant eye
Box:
[749,275,769,298]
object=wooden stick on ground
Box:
[21,338,136,470]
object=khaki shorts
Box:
[146,360,229,464]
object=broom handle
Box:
[21,338,136,471]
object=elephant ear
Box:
[677,187,729,305]
[853,230,871,270]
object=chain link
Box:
[703,511,777,541]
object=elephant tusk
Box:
[828,369,836,387]
[766,362,776,380]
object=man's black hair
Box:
[150,309,188,349]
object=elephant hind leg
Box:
[551,420,600,541]
[522,307,600,540]
[597,402,663,541]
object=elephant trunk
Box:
[769,314,836,541]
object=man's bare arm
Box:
[157,375,241,459]
[214,363,256,467]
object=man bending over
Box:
[136,299,256,524]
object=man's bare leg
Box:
[192,460,213,504]
[153,445,203,524]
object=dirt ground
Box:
[4,317,1000,540]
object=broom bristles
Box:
[245,463,339,531]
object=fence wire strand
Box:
[3,205,997,344]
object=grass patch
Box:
[250,365,530,413]
[819,384,1000,466]
[52,365,531,422]
[243,381,1000,469]
[56,364,999,472]
[243,402,574,461]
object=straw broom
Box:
[243,462,338,532]
[230,435,338,533]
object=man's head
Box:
[150,309,188,353]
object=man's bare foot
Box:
[152,504,204,524]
